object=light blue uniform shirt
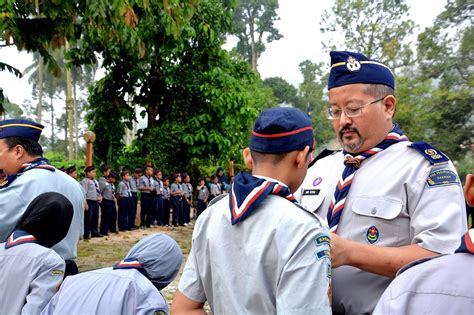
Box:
[0,241,65,315]
[0,168,84,260]
[42,267,168,315]
[374,253,474,315]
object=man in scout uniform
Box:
[0,118,84,277]
[172,107,331,314]
[295,51,467,314]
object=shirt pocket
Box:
[350,197,404,245]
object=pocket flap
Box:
[352,197,402,220]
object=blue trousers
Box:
[100,199,117,235]
[197,199,207,218]
[155,195,164,225]
[182,199,191,223]
[172,196,183,225]
[118,196,131,230]
[162,198,170,226]
[85,200,100,237]
[140,193,153,227]
[130,192,138,228]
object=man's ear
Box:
[243,147,253,170]
[384,95,396,119]
[14,145,25,160]
[296,146,310,169]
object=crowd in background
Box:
[62,163,234,239]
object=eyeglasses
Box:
[327,96,387,120]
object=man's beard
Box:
[339,127,363,153]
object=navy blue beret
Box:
[0,119,44,141]
[328,51,395,90]
[249,107,314,154]
[66,165,76,174]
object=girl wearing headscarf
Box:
[0,192,74,315]
[42,233,182,315]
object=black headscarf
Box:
[15,192,73,248]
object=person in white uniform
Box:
[374,228,474,314]
[42,233,182,315]
[0,119,85,277]
[172,107,331,314]
[295,51,467,314]
[0,192,74,315]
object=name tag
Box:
[302,189,320,196]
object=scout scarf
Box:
[327,124,408,233]
[0,157,55,189]
[5,230,38,249]
[455,229,474,254]
[229,172,297,225]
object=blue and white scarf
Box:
[0,157,55,189]
[229,172,297,225]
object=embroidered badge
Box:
[51,269,64,276]
[346,55,361,72]
[314,233,330,246]
[303,189,320,196]
[316,249,330,261]
[366,225,379,244]
[313,177,322,187]
[427,170,459,188]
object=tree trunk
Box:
[72,68,78,159]
[65,40,74,160]
[50,95,55,149]
[249,20,257,72]
[37,56,44,123]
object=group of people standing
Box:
[77,163,230,239]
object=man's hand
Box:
[330,232,352,268]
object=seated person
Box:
[0,192,74,314]
[42,233,182,314]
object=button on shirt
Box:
[0,169,84,260]
[81,178,100,201]
[183,183,192,199]
[102,181,116,201]
[0,242,65,315]
[178,195,332,314]
[295,142,467,314]
[139,176,155,194]
[129,177,139,193]
[117,180,132,198]
[41,267,168,315]
[162,186,170,199]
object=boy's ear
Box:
[243,147,253,170]
[296,146,310,169]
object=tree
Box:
[85,0,273,172]
[298,60,334,147]
[320,0,416,71]
[0,62,22,117]
[416,0,473,160]
[262,77,297,106]
[232,0,283,71]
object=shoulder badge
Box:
[410,141,449,164]
[308,149,339,168]
[427,170,459,188]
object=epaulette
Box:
[410,141,449,164]
[308,148,339,168]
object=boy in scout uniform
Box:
[81,166,102,239]
[139,166,155,228]
[100,171,118,235]
[172,107,331,314]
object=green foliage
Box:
[262,77,298,106]
[320,0,416,70]
[232,0,283,70]
[416,0,473,161]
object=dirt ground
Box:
[76,224,194,305]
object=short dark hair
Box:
[121,170,129,178]
[3,137,43,156]
[364,84,394,98]
[250,149,312,165]
[174,173,181,180]
[100,164,110,173]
